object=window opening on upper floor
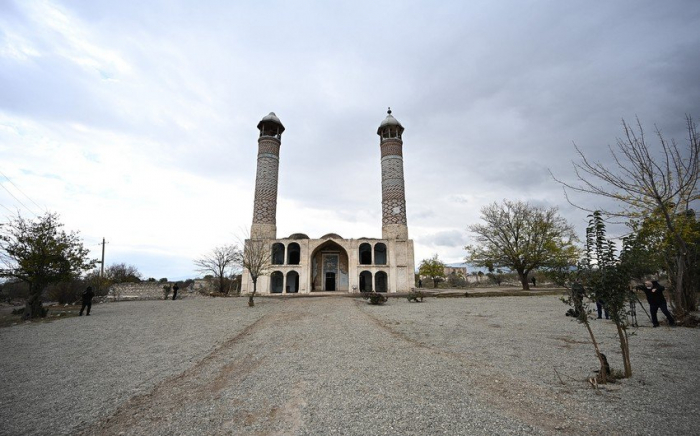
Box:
[359,243,372,265]
[271,243,285,265]
[374,243,387,265]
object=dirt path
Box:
[80,298,598,436]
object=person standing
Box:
[638,280,675,327]
[172,283,179,301]
[79,286,94,316]
[596,299,610,319]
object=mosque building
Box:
[240,109,415,294]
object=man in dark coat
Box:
[79,286,95,316]
[638,280,675,327]
[172,283,179,301]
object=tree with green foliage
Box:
[582,212,634,377]
[0,213,96,318]
[554,116,699,316]
[556,212,638,382]
[466,200,579,290]
[620,213,667,281]
[622,209,700,310]
[418,254,446,288]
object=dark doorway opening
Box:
[376,271,388,292]
[325,272,336,291]
[270,271,284,293]
[286,271,299,293]
[359,271,372,292]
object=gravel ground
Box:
[0,295,698,435]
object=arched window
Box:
[287,243,300,265]
[359,243,372,265]
[375,271,388,293]
[374,243,387,265]
[286,271,299,293]
[271,243,285,265]
[359,271,372,292]
[270,271,284,293]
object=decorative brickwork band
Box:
[380,142,403,158]
[257,140,281,156]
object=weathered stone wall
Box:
[108,282,207,301]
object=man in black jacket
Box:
[79,286,95,316]
[638,280,675,327]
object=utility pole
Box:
[100,237,105,278]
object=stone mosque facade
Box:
[240,110,415,295]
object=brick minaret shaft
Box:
[251,112,285,240]
[377,108,408,240]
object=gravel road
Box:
[0,295,698,435]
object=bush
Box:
[0,281,30,300]
[447,274,467,288]
[407,290,425,302]
[362,292,387,305]
[46,280,84,304]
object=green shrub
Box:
[361,292,387,305]
[407,290,425,302]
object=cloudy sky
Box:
[1,0,699,280]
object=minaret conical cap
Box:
[257,112,285,133]
[377,107,404,135]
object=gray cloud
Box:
[1,0,699,278]
[420,230,468,248]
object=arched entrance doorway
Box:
[270,271,284,293]
[286,271,299,293]
[359,271,372,292]
[310,240,349,291]
[375,271,388,292]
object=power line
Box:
[0,180,38,217]
[0,169,45,216]
[0,203,18,215]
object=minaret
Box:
[377,108,408,239]
[250,112,284,240]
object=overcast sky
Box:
[1,0,699,280]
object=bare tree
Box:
[240,238,272,307]
[194,244,242,295]
[552,116,700,315]
[104,263,142,283]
